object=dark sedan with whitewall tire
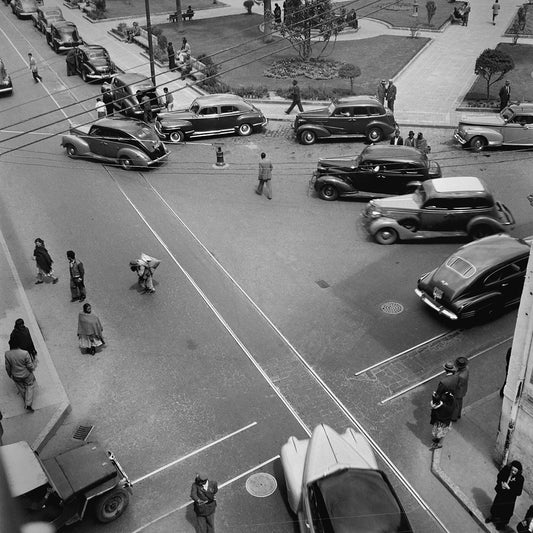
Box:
[70,45,116,82]
[11,0,38,18]
[61,118,169,170]
[47,21,83,53]
[416,234,532,322]
[154,94,267,143]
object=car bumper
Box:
[85,71,114,80]
[0,85,13,94]
[415,289,458,320]
[146,150,170,166]
[454,130,467,145]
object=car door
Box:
[396,162,427,194]
[418,198,452,230]
[327,106,354,135]
[351,105,372,135]
[86,126,118,159]
[373,160,415,195]
[502,114,533,145]
[218,104,240,132]
[191,105,219,135]
[352,159,380,193]
[482,257,528,306]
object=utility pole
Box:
[144,0,156,85]
[175,0,183,29]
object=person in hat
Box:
[452,357,469,421]
[386,79,397,111]
[9,319,37,363]
[404,130,416,147]
[33,238,58,284]
[376,79,387,105]
[285,79,304,114]
[429,390,454,450]
[77,303,104,356]
[67,250,86,302]
[130,262,155,294]
[436,361,459,400]
[190,473,218,533]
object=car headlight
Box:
[368,208,382,218]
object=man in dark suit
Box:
[190,473,218,533]
[386,79,397,111]
[285,79,304,114]
[452,357,469,421]
[5,347,36,411]
[390,129,403,145]
[499,80,511,111]
[436,361,459,403]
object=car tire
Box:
[169,130,185,143]
[374,227,398,245]
[119,156,134,170]
[367,127,383,143]
[319,184,339,201]
[469,224,494,240]
[299,130,316,145]
[399,218,419,232]
[95,488,130,523]
[237,123,252,136]
[64,144,77,157]
[470,136,487,152]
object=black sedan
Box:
[70,45,115,82]
[311,144,442,201]
[0,60,13,96]
[47,21,83,52]
[415,234,531,322]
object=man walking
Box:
[499,80,511,111]
[285,79,303,114]
[492,0,500,25]
[163,87,174,111]
[28,53,42,83]
[452,357,469,421]
[5,345,36,412]
[255,152,273,200]
[67,250,86,302]
[376,79,387,105]
[386,79,397,111]
[9,319,37,363]
[191,473,218,533]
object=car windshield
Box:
[501,108,514,121]
[308,469,412,533]
[412,187,426,205]
[328,103,337,115]
[134,125,159,141]
[190,103,200,114]
[88,50,108,59]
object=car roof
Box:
[360,144,427,163]
[423,176,489,198]
[39,6,62,14]
[79,44,107,53]
[52,20,77,29]
[193,94,245,105]
[335,96,382,106]
[92,117,146,132]
[115,72,152,84]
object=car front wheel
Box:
[299,130,316,145]
[95,488,130,523]
[319,184,339,201]
[119,156,134,170]
[237,123,252,136]
[367,127,383,143]
[65,144,77,157]
[469,136,487,152]
[169,130,185,143]
[374,227,398,245]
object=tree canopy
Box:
[474,48,515,99]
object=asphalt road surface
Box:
[2,6,533,532]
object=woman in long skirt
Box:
[77,303,104,355]
[167,42,176,71]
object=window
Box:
[333,107,352,117]
[199,106,217,115]
[367,106,383,116]
[446,256,476,278]
[352,107,369,117]
[220,105,239,113]
[485,263,524,285]
[423,198,449,209]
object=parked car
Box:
[61,117,169,170]
[415,234,531,321]
[293,96,396,145]
[154,94,267,143]
[105,73,162,119]
[11,0,39,18]
[47,21,82,52]
[311,145,442,201]
[32,6,64,33]
[361,176,515,245]
[454,104,533,152]
[70,44,115,82]
[281,424,413,533]
[0,440,132,529]
[0,60,13,96]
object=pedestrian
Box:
[66,47,77,76]
[390,129,403,145]
[499,80,511,111]
[77,303,104,356]
[255,152,273,200]
[500,345,512,397]
[386,79,397,111]
[180,53,192,80]
[102,87,114,116]
[452,357,469,421]
[5,346,36,412]
[517,505,533,533]
[485,460,524,530]
[492,0,500,25]
[28,53,42,83]
[33,238,58,285]
[67,250,86,302]
[436,361,459,400]
[461,2,470,25]
[167,42,176,71]
[140,93,153,123]
[274,2,282,23]
[190,473,218,533]
[9,319,37,363]
[163,87,174,111]
[415,132,430,153]
[429,391,454,450]
[95,97,106,119]
[376,79,387,105]
[130,254,159,294]
[178,37,191,63]
[285,79,304,114]
[404,130,416,147]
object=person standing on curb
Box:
[429,391,454,450]
[386,79,397,111]
[415,132,430,153]
[255,152,273,200]
[436,361,459,401]
[67,250,86,302]
[167,42,176,71]
[500,345,512,397]
[452,356,469,421]
[190,473,218,533]
[77,303,104,356]
[5,345,36,412]
[33,238,58,285]
[66,47,77,76]
[9,319,37,363]
[492,0,500,25]
[390,128,403,145]
[95,97,106,118]
[285,79,304,114]
[163,87,174,111]
[28,53,42,83]
[485,460,524,530]
[376,79,387,105]
[404,130,416,147]
[499,80,511,111]
[102,87,114,117]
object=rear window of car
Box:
[353,107,369,116]
[135,125,159,141]
[446,256,476,278]
[220,105,239,113]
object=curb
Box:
[33,401,71,453]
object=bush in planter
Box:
[232,85,269,98]
[152,27,163,37]
[117,22,128,35]
[243,0,254,13]
[158,34,167,50]
[153,47,168,63]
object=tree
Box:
[338,63,360,92]
[425,0,436,25]
[474,48,515,100]
[264,0,274,43]
[279,0,345,60]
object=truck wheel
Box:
[374,227,398,245]
[469,224,493,240]
[95,488,129,523]
[319,184,339,201]
[299,130,316,145]
[65,144,77,157]
[169,130,185,143]
[469,136,487,152]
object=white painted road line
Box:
[129,455,280,533]
[380,336,513,404]
[131,421,258,485]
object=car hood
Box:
[69,124,90,135]
[372,193,419,210]
[459,114,506,127]
[318,156,357,170]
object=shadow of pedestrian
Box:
[404,384,435,447]
[471,487,493,521]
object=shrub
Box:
[117,22,128,35]
[152,27,163,37]
[243,0,254,14]
[153,47,168,63]
[94,0,106,10]
[158,33,167,50]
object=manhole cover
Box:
[245,473,277,497]
[380,302,404,314]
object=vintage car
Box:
[61,117,169,170]
[11,0,39,18]
[281,424,413,533]
[361,176,514,245]
[154,94,267,143]
[105,73,162,119]
[32,6,64,33]
[415,234,531,321]
[47,21,83,52]
[70,44,115,82]
[454,104,533,152]
[0,440,132,529]
[293,96,396,145]
[311,145,442,201]
[0,60,13,96]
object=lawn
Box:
[463,43,533,105]
[103,0,225,19]
[156,14,429,94]
[505,3,533,36]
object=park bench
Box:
[168,12,179,22]
[182,8,194,20]
[449,2,466,23]
[133,28,159,52]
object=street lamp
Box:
[144,0,156,85]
